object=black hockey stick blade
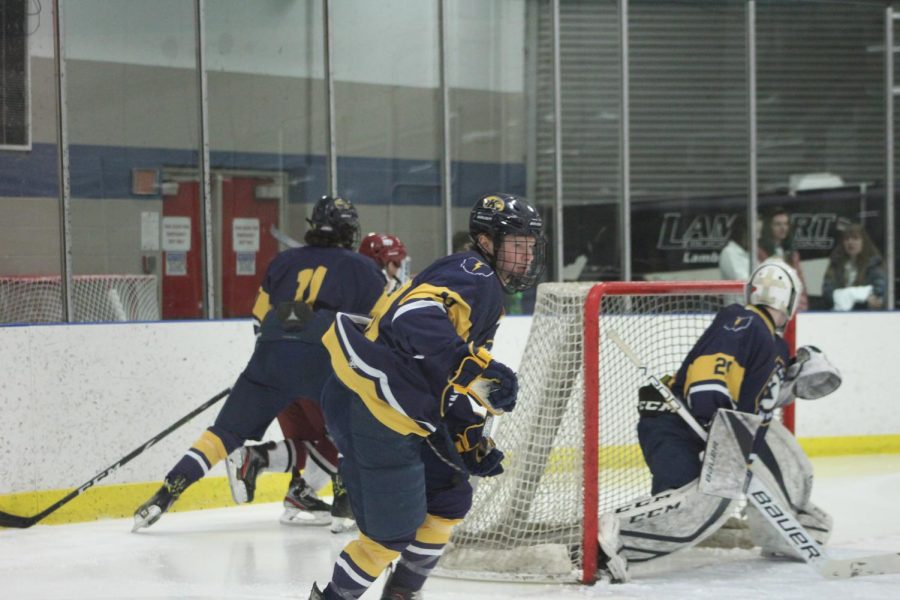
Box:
[0,387,230,529]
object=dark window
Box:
[1,0,28,148]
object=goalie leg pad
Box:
[746,427,832,558]
[607,480,737,565]
[700,410,764,499]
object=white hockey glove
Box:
[778,345,842,406]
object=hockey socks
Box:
[384,514,460,595]
[166,428,236,486]
[325,535,401,599]
[265,439,298,472]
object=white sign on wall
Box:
[162,217,192,251]
[236,252,257,276]
[166,252,187,276]
[232,218,260,252]
[140,212,160,251]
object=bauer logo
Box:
[750,490,822,560]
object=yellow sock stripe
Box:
[414,513,462,545]
[344,533,401,578]
[191,430,229,467]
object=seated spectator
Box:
[718,215,750,280]
[758,207,809,310]
[821,223,885,311]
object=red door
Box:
[221,177,280,318]
[161,181,204,319]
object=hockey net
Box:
[0,274,159,324]
[435,280,791,584]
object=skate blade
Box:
[131,506,160,533]
[330,516,358,534]
[279,508,331,526]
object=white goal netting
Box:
[0,274,160,324]
[435,281,744,583]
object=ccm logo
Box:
[624,502,682,523]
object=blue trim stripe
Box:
[0,143,525,206]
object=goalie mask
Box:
[746,258,803,321]
[305,196,361,249]
[469,193,547,293]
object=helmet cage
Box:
[469,193,547,293]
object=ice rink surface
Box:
[2,455,899,600]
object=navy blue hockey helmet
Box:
[469,192,547,293]
[305,195,360,249]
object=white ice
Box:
[2,455,899,599]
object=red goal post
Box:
[581,280,796,583]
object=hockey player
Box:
[308,193,546,600]
[359,232,409,294]
[132,196,385,531]
[226,232,410,532]
[597,258,841,582]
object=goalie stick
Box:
[270,224,303,248]
[0,387,230,529]
[606,329,900,580]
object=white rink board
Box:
[0,310,897,495]
[0,321,256,495]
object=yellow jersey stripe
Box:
[323,322,430,437]
[684,352,746,401]
[399,283,474,343]
[251,288,270,322]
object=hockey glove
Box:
[461,437,505,477]
[783,345,842,400]
[446,345,518,415]
[454,421,505,477]
[637,374,675,417]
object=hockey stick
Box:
[270,224,303,248]
[0,387,231,529]
[606,330,900,579]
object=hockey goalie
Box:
[598,259,842,582]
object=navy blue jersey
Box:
[251,245,384,330]
[323,251,505,437]
[671,303,790,423]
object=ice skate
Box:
[381,564,423,599]
[308,582,325,599]
[132,475,187,532]
[280,474,331,526]
[226,443,270,504]
[330,473,356,533]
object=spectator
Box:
[821,223,885,311]
[758,207,809,310]
[718,215,750,281]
